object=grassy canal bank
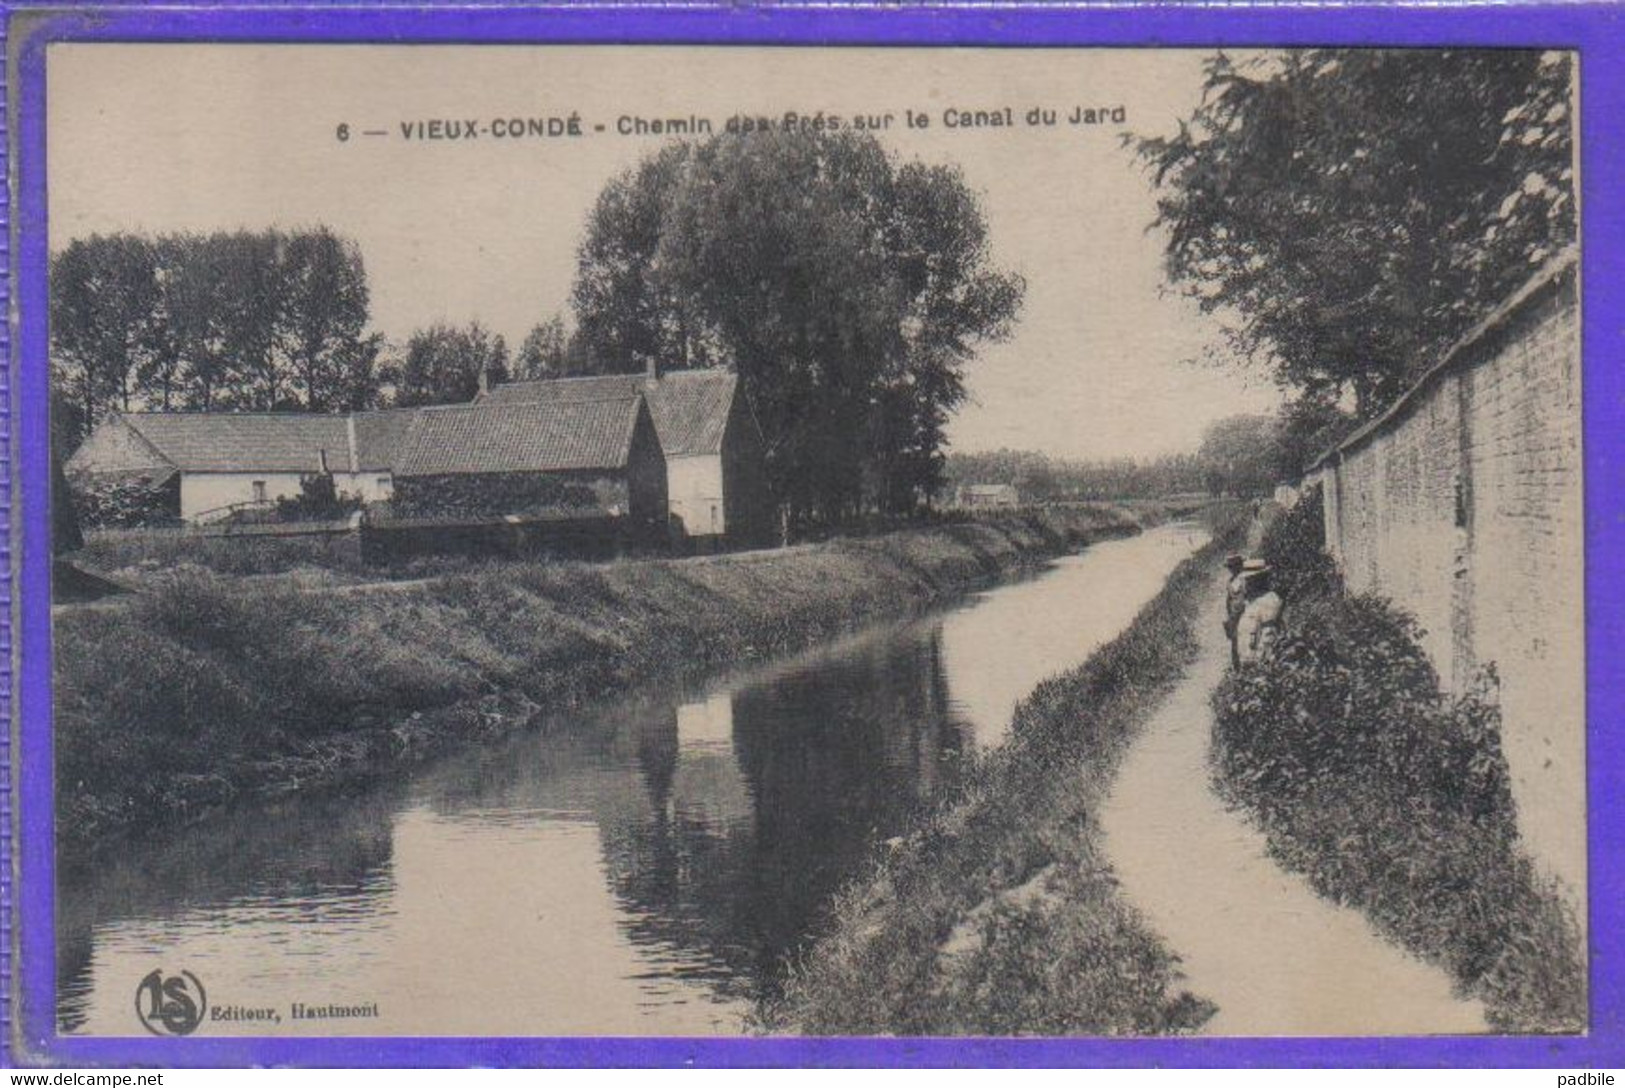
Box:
[762,504,1246,1035]
[55,502,1176,858]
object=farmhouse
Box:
[478,365,774,547]
[67,363,773,549]
[65,409,414,522]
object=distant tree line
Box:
[1136,49,1574,473]
[513,314,590,381]
[945,448,1207,504]
[946,414,1313,502]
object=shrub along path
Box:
[1097,564,1487,1034]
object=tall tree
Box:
[50,234,163,441]
[513,315,571,381]
[207,229,288,411]
[277,227,383,410]
[161,232,241,411]
[573,144,722,376]
[1137,49,1574,418]
[572,129,1024,524]
[394,321,510,407]
[132,234,188,411]
[873,161,1025,511]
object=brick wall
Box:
[1318,256,1584,905]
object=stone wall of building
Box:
[1318,256,1584,903]
[390,471,623,521]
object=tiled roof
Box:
[480,369,738,457]
[644,371,738,457]
[110,409,421,475]
[483,373,643,403]
[84,384,688,479]
[351,409,420,471]
[122,413,354,474]
[392,397,645,477]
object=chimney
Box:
[644,356,661,386]
[477,363,490,397]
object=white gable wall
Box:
[182,472,395,522]
[666,454,725,537]
[183,473,306,522]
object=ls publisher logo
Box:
[134,968,207,1036]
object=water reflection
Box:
[601,631,974,1006]
[57,523,1206,1036]
[726,632,970,988]
[56,790,402,1036]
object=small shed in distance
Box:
[957,483,1021,510]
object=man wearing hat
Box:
[1222,553,1248,667]
[1235,560,1284,663]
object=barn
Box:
[478,365,774,548]
[388,394,668,536]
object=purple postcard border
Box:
[6,1,1622,1069]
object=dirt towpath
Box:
[1097,569,1487,1036]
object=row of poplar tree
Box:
[49,227,580,449]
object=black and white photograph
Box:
[46,44,1584,1039]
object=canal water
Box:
[57,521,1208,1037]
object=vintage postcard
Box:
[8,8,1616,1068]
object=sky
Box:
[47,44,1282,462]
